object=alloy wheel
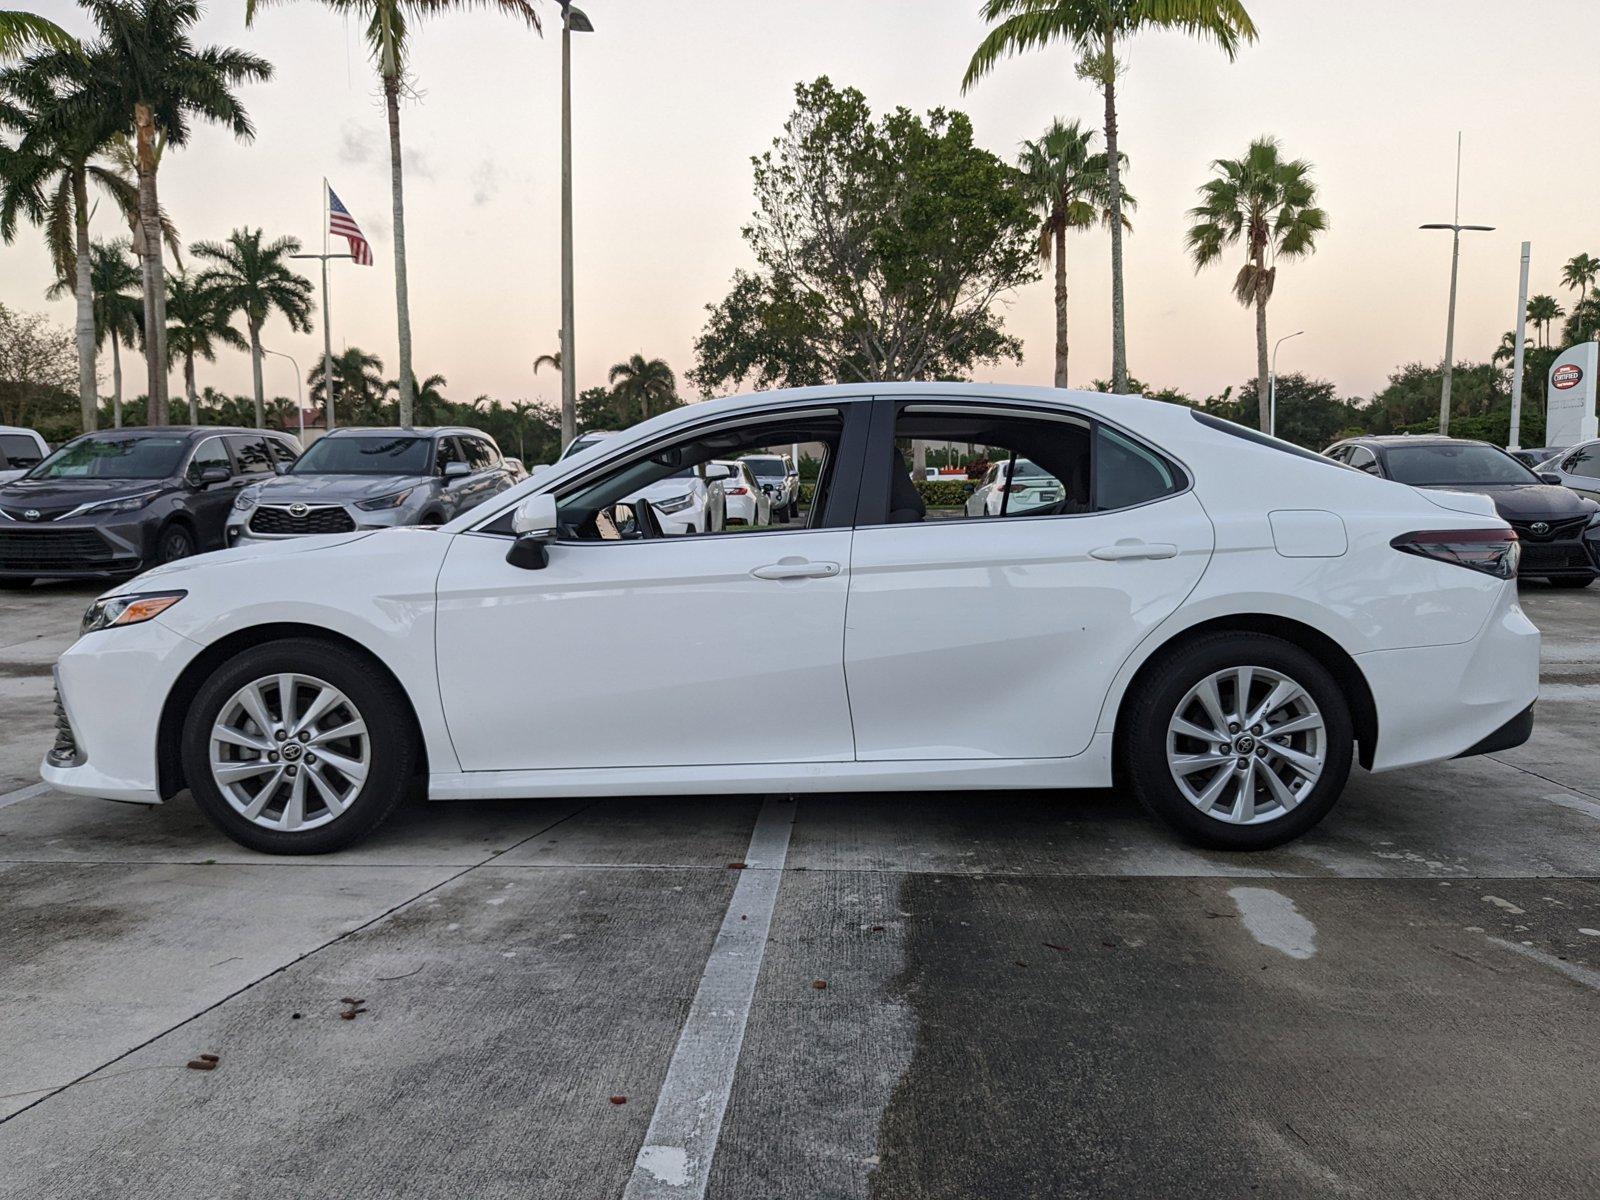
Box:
[208,673,370,832]
[1165,665,1326,825]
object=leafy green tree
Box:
[32,1,271,424]
[0,10,74,62]
[0,302,77,432]
[1230,373,1358,448]
[692,78,1038,394]
[1492,330,1531,367]
[86,238,143,427]
[165,269,247,423]
[1187,137,1326,432]
[1,58,139,431]
[1526,294,1564,348]
[1563,295,1600,347]
[308,345,386,424]
[1561,253,1598,336]
[963,0,1257,394]
[608,354,679,424]
[247,0,540,428]
[387,371,448,424]
[1016,118,1126,387]
[191,227,314,428]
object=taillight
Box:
[1001,484,1029,493]
[1391,528,1520,579]
[726,486,748,495]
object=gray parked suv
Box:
[227,426,514,546]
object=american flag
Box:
[327,186,373,266]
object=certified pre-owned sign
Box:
[1553,363,1584,390]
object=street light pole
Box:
[1269,330,1304,438]
[260,347,304,442]
[1422,134,1493,437]
[558,2,593,452]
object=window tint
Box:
[187,437,232,483]
[1346,445,1381,475]
[28,434,188,479]
[294,435,433,475]
[1565,445,1600,481]
[0,433,44,470]
[1383,443,1535,486]
[226,435,274,476]
[1094,425,1183,510]
[463,437,497,471]
[265,437,298,467]
[435,436,465,473]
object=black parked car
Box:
[1323,434,1600,587]
[0,427,299,587]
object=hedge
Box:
[798,479,973,508]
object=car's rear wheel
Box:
[1123,632,1354,850]
[181,638,418,853]
[1548,576,1594,589]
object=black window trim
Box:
[852,394,1193,531]
[1191,409,1348,470]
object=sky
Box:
[2,0,1596,412]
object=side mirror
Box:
[273,462,291,475]
[702,464,734,482]
[1540,472,1562,485]
[195,464,231,486]
[506,493,559,570]
[444,461,471,479]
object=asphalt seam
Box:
[1484,753,1600,804]
[0,799,599,1127]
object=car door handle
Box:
[1089,541,1179,561]
[751,559,840,580]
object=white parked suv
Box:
[43,384,1537,855]
[740,453,800,521]
[0,425,49,483]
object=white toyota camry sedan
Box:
[42,384,1539,854]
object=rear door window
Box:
[226,435,274,476]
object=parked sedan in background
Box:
[227,427,513,545]
[740,453,800,520]
[1324,434,1600,587]
[1508,445,1566,472]
[965,457,1067,517]
[0,427,298,586]
[0,425,49,483]
[1535,439,1600,502]
[711,458,771,526]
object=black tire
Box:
[1122,632,1354,851]
[156,522,195,564]
[181,637,419,854]
[788,499,800,519]
[1548,576,1595,589]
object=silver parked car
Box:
[1536,439,1600,502]
[227,426,515,545]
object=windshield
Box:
[26,434,188,480]
[291,435,433,476]
[1384,444,1536,487]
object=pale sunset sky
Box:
[3,0,1596,409]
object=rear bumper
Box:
[1454,703,1534,758]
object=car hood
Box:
[249,473,424,503]
[1417,482,1595,521]
[0,476,170,513]
[126,530,380,590]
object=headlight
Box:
[355,488,414,512]
[653,492,695,514]
[67,490,161,518]
[80,590,186,636]
[233,487,260,512]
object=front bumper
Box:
[228,502,407,546]
[0,513,152,578]
[1514,532,1599,579]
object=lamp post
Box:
[558,1,593,451]
[260,347,304,442]
[1421,134,1493,436]
[1268,330,1303,439]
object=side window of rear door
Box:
[226,435,274,479]
[265,437,299,471]
[435,436,464,476]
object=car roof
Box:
[324,426,481,438]
[74,426,294,440]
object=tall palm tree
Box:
[308,345,386,425]
[246,0,541,428]
[1564,296,1600,347]
[1186,137,1326,432]
[964,0,1257,395]
[165,269,247,424]
[0,10,74,62]
[1015,118,1127,388]
[1561,253,1599,340]
[1,59,139,431]
[87,238,143,427]
[386,371,448,424]
[1492,330,1531,368]
[35,1,271,424]
[608,354,676,424]
[191,227,315,428]
[1526,294,1564,349]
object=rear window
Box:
[1190,410,1345,469]
[0,433,44,470]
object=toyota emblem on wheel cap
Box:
[289,502,309,518]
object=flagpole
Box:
[321,178,336,432]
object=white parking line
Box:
[1545,792,1600,822]
[622,795,797,1200]
[0,782,48,811]
[1490,938,1600,991]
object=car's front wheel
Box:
[1123,632,1354,850]
[181,638,419,853]
[156,523,195,564]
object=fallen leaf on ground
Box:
[1043,943,1069,952]
[811,980,828,990]
[609,1095,628,1105]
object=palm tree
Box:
[36,1,272,424]
[87,238,143,427]
[1016,118,1127,387]
[1564,295,1600,347]
[1526,294,1564,349]
[608,354,676,424]
[1561,253,1599,340]
[1492,330,1531,368]
[1,58,139,432]
[1186,137,1326,432]
[386,371,448,424]
[533,348,561,377]
[191,228,315,428]
[964,0,1257,395]
[165,270,247,424]
[246,0,541,428]
[308,345,386,425]
[0,10,75,62]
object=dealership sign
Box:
[1546,342,1599,448]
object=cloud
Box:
[470,159,499,207]
[406,147,437,182]
[337,123,374,166]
